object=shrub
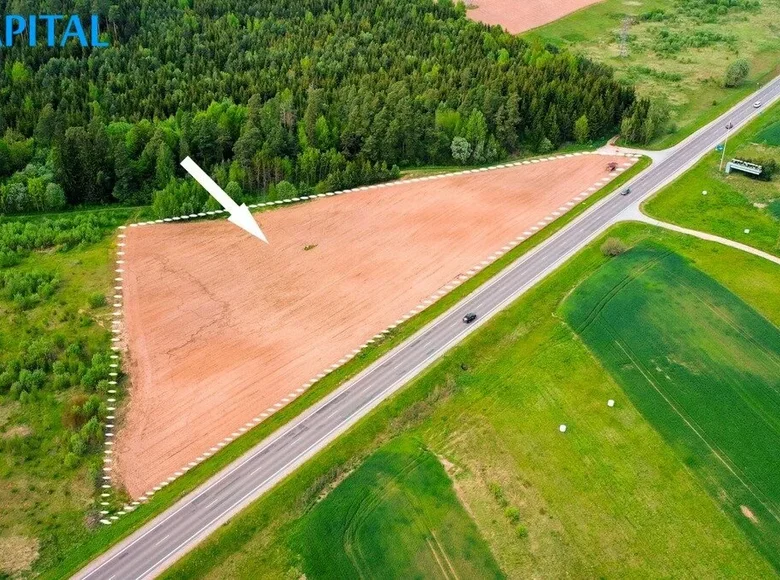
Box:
[275,180,298,200]
[538,137,554,154]
[0,270,59,308]
[63,452,79,468]
[724,58,750,87]
[488,481,508,507]
[516,524,529,539]
[69,432,87,456]
[61,393,90,430]
[87,292,106,308]
[601,237,628,257]
[504,506,520,524]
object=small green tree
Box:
[451,137,472,164]
[574,114,590,144]
[724,58,750,88]
[225,180,243,203]
[275,180,297,199]
[538,137,554,154]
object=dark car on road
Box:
[463,312,477,323]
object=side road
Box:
[621,206,780,266]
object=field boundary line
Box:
[96,152,640,521]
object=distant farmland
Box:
[563,243,780,570]
[292,436,503,579]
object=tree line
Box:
[0,0,647,217]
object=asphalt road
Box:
[77,77,780,580]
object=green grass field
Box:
[562,242,780,568]
[757,120,780,146]
[164,223,779,579]
[645,100,780,254]
[525,0,780,149]
[292,436,503,579]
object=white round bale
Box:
[607,399,615,407]
[559,424,567,433]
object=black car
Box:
[463,312,477,324]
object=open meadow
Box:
[525,0,780,148]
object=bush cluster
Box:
[601,237,628,257]
[1,336,114,467]
[0,212,122,258]
[0,269,59,309]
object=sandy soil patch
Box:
[1,425,32,439]
[467,0,602,34]
[117,154,624,497]
[0,535,39,575]
[740,505,758,524]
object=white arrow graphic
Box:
[180,156,268,243]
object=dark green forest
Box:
[0,0,642,217]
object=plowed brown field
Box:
[467,0,601,34]
[117,154,625,497]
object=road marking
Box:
[154,535,170,546]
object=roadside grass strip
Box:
[561,243,780,569]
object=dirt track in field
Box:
[467,0,601,34]
[116,153,625,497]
